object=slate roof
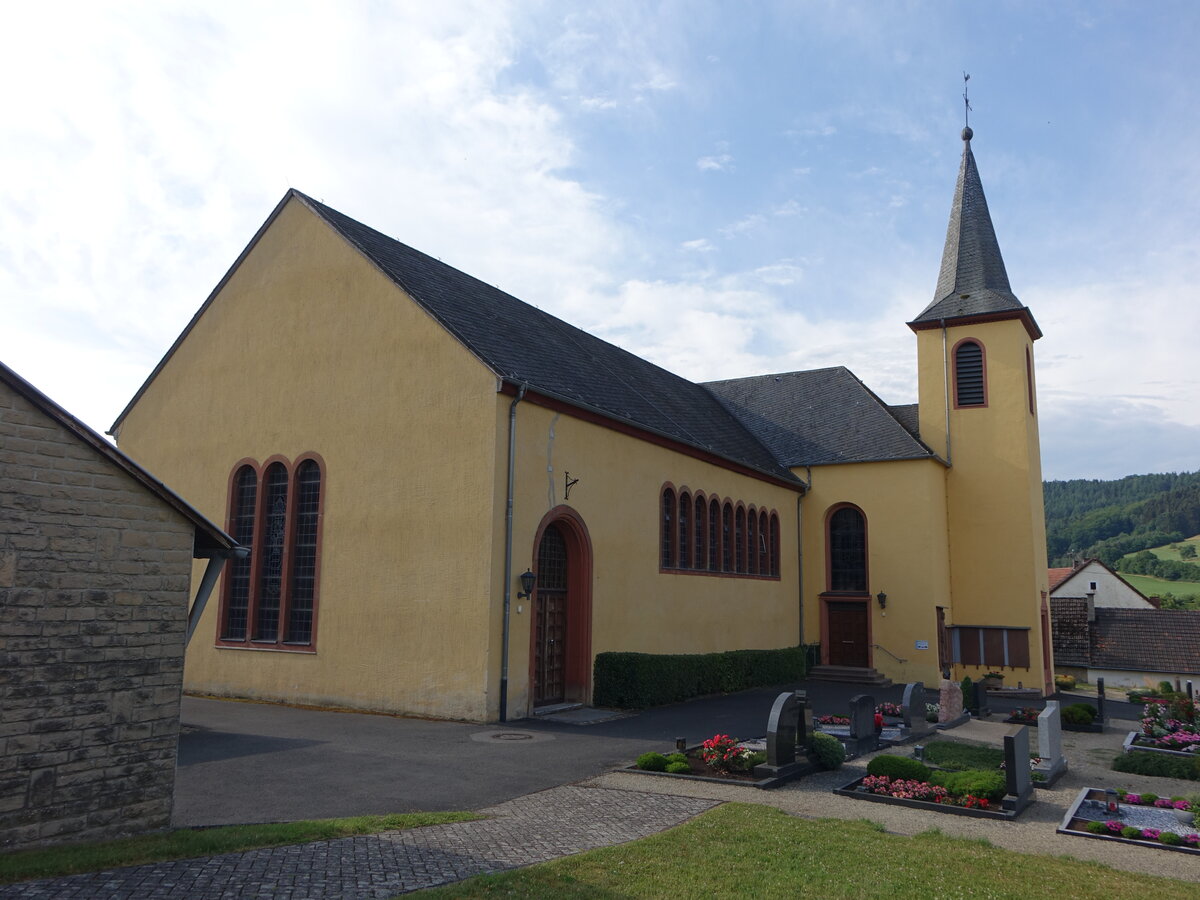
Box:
[702,367,935,467]
[1049,599,1200,675]
[909,129,1041,338]
[1091,609,1200,675]
[1,360,235,555]
[296,193,799,484]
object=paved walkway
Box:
[0,786,717,899]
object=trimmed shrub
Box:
[808,732,845,770]
[960,676,974,710]
[866,755,931,782]
[1112,750,1200,781]
[1161,832,1183,846]
[1121,826,1142,839]
[1085,820,1107,834]
[1062,703,1097,725]
[666,752,688,765]
[665,761,691,775]
[636,752,669,772]
[593,646,808,708]
[930,769,1006,803]
[1054,673,1077,690]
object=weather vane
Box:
[963,72,972,128]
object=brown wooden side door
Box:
[827,601,868,667]
[534,524,567,706]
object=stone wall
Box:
[0,382,195,850]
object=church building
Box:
[111,127,1053,722]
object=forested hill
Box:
[1044,471,1200,566]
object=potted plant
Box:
[980,671,1004,690]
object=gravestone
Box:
[846,694,878,757]
[1095,677,1106,723]
[794,690,812,750]
[938,678,964,725]
[972,681,990,718]
[1188,680,1194,701]
[1002,725,1035,814]
[1033,700,1068,785]
[901,682,932,738]
[764,692,798,767]
[752,691,814,780]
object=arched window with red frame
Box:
[827,504,867,593]
[678,491,691,569]
[722,503,733,572]
[746,507,758,575]
[708,498,720,570]
[694,494,706,572]
[218,455,325,649]
[769,512,780,577]
[661,487,675,569]
[734,506,746,573]
[759,510,770,575]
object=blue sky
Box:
[1,1,1197,480]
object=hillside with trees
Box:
[1044,471,1200,567]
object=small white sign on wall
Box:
[915,640,929,650]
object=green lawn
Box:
[1140,536,1200,562]
[414,803,1195,899]
[1119,572,1200,599]
[0,812,478,885]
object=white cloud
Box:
[697,154,734,172]
[681,238,715,252]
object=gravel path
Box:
[587,717,1200,884]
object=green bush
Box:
[1061,703,1097,725]
[929,769,1006,803]
[1159,680,1176,695]
[1121,826,1142,839]
[1054,674,1076,690]
[1085,821,1107,834]
[960,676,974,710]
[1112,750,1200,781]
[1160,832,1183,846]
[866,755,931,782]
[1140,792,1158,804]
[665,761,691,775]
[666,752,688,764]
[744,751,766,769]
[808,732,845,770]
[636,752,669,772]
[593,646,809,708]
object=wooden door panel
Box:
[827,602,868,667]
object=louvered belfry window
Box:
[219,455,325,649]
[955,340,985,407]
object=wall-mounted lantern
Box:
[517,569,536,599]
[876,591,888,610]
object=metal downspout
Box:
[500,383,528,722]
[941,319,952,465]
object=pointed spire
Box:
[909,128,1039,337]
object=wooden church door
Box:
[827,601,869,667]
[533,523,568,706]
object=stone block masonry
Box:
[1,382,196,850]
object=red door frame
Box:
[529,506,593,709]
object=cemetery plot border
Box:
[1058,788,1200,856]
[1122,732,1200,758]
[623,747,819,790]
[833,777,1025,820]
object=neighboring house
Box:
[1051,599,1200,688]
[0,362,237,851]
[110,126,1053,722]
[1049,558,1154,608]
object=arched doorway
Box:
[530,507,593,710]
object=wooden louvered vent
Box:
[955,341,985,406]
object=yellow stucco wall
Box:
[115,197,504,721]
[490,399,803,719]
[800,458,951,686]
[915,318,1052,691]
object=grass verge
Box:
[0,811,479,885]
[414,803,1195,898]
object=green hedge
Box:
[1112,750,1200,781]
[593,645,810,709]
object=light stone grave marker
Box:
[1034,700,1068,785]
[901,682,932,738]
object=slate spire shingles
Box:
[909,128,1040,337]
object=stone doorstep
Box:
[1057,787,1200,857]
[833,776,1030,820]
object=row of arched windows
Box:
[219,455,325,648]
[660,485,780,578]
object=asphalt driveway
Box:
[174,681,1116,826]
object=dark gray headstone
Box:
[1002,725,1035,814]
[901,682,932,737]
[1096,677,1106,722]
[1188,680,1194,701]
[764,692,799,767]
[970,681,990,717]
[794,690,811,750]
[846,693,878,756]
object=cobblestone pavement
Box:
[0,786,718,900]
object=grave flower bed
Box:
[1138,698,1200,751]
[834,753,1029,819]
[626,731,840,789]
[1058,787,1200,855]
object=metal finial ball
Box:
[961,126,973,141]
